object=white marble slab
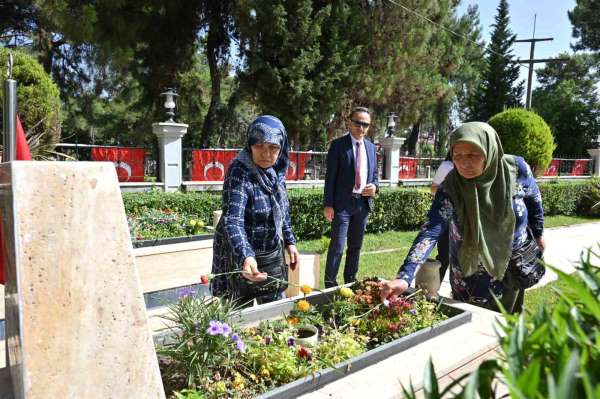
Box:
[0,162,164,399]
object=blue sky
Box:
[457,0,578,89]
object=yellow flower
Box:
[300,284,313,295]
[296,299,311,312]
[232,375,245,390]
[259,366,271,378]
[339,287,354,298]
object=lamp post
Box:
[160,88,179,122]
[153,88,188,191]
[386,112,397,138]
[588,134,600,176]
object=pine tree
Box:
[468,0,524,121]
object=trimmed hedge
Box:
[122,180,598,241]
[288,188,432,239]
[538,180,591,216]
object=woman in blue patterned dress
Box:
[380,122,545,313]
[211,115,299,304]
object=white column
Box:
[587,148,600,176]
[379,137,406,184]
[152,122,188,191]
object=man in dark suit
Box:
[323,107,379,288]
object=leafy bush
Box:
[0,48,62,155]
[288,187,432,239]
[578,178,600,216]
[538,179,592,216]
[403,247,600,398]
[122,180,598,241]
[488,108,555,175]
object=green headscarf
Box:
[444,122,518,279]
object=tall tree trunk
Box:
[405,117,423,156]
[199,22,222,149]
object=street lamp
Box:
[593,134,600,149]
[386,112,397,138]
[160,88,179,122]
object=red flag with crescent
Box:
[570,159,589,176]
[399,157,418,179]
[90,147,145,182]
[191,150,238,181]
[543,159,560,176]
[1,115,33,284]
[286,152,312,180]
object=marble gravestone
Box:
[0,162,165,398]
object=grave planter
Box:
[155,282,471,398]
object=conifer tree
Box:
[468,0,524,121]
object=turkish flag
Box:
[90,147,145,182]
[286,152,312,180]
[570,159,589,176]
[1,115,33,284]
[544,159,560,176]
[399,157,418,179]
[190,150,238,181]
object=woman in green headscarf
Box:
[380,122,545,313]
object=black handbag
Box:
[503,232,545,290]
[235,243,288,299]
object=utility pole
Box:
[515,37,550,109]
[514,14,569,109]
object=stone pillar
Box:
[587,148,600,176]
[0,161,165,399]
[152,122,188,191]
[379,137,406,184]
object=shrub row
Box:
[122,179,599,241]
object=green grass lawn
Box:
[296,214,598,289]
[524,275,579,314]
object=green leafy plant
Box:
[402,247,600,398]
[157,295,245,390]
[0,48,62,157]
[488,108,556,175]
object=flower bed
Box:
[155,278,471,399]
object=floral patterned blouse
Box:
[211,159,296,296]
[397,156,544,307]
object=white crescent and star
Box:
[113,161,132,181]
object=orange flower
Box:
[300,284,313,295]
[287,316,300,325]
[296,299,311,312]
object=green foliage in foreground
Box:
[403,247,600,398]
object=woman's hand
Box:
[535,235,546,252]
[287,244,300,271]
[379,279,409,303]
[241,256,268,282]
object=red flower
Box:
[297,346,312,361]
[200,275,209,284]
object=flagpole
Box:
[3,53,17,162]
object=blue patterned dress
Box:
[211,159,296,297]
[397,156,544,307]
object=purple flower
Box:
[178,287,196,299]
[409,309,417,315]
[207,320,223,335]
[287,337,295,347]
[231,333,240,342]
[236,339,246,353]
[220,323,232,337]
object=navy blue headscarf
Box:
[236,115,289,240]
